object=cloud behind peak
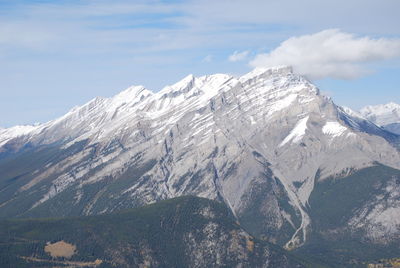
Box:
[249,29,400,79]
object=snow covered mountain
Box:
[360,102,400,134]
[0,66,399,262]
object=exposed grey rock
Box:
[1,66,400,251]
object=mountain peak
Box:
[113,85,153,103]
[170,74,196,92]
[360,102,400,126]
[361,102,400,111]
[339,106,365,119]
[239,65,319,100]
[386,101,400,107]
[159,74,196,96]
[239,65,293,82]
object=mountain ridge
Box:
[0,66,399,258]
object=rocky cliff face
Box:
[0,66,399,255]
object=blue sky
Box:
[1,0,400,127]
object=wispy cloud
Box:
[0,1,186,55]
[228,50,249,62]
[2,0,400,57]
[202,55,213,62]
[249,29,400,79]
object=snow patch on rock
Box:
[280,116,309,147]
[322,121,347,138]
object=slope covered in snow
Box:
[279,116,309,146]
[0,125,39,147]
[322,121,347,138]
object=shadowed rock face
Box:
[383,122,400,135]
[0,66,399,253]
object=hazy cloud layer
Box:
[228,51,249,62]
[2,0,400,56]
[249,29,400,79]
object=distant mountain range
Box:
[360,102,400,134]
[0,66,399,267]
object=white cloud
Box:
[202,55,213,62]
[228,50,249,62]
[249,29,400,79]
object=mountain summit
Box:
[360,102,400,134]
[0,67,399,262]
